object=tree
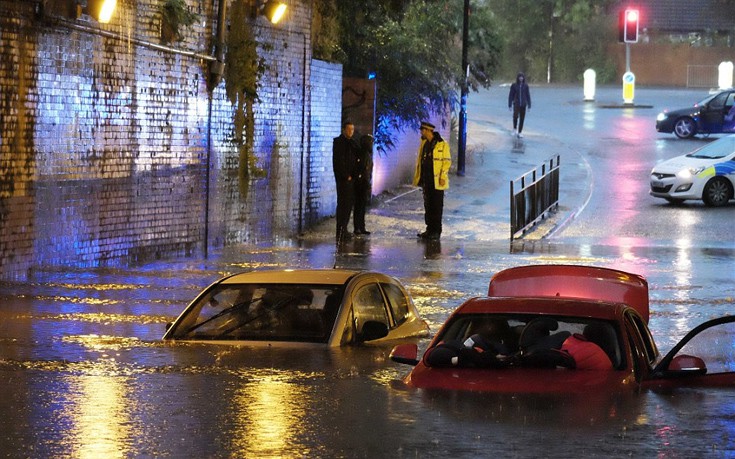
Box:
[314,0,502,152]
[487,0,617,83]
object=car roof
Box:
[217,268,364,286]
[453,296,627,321]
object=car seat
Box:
[518,317,574,369]
[582,322,621,369]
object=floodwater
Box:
[2,238,734,458]
[2,85,735,457]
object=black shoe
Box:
[355,229,371,235]
[426,233,441,240]
[417,231,429,239]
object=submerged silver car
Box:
[163,269,430,346]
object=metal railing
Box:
[510,155,560,240]
[686,65,718,88]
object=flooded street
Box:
[2,86,735,457]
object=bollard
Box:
[622,71,635,105]
[583,69,596,101]
[718,61,733,90]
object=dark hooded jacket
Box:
[508,72,531,109]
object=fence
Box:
[510,155,560,240]
[686,65,718,88]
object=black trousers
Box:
[335,181,354,240]
[353,181,370,232]
[513,105,527,133]
[423,187,444,235]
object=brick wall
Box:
[0,0,345,279]
[611,42,735,86]
[307,60,342,228]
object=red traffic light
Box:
[618,8,639,43]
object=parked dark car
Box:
[657,89,735,139]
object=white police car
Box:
[650,135,735,206]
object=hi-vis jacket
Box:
[413,137,451,191]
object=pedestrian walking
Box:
[333,121,359,243]
[413,121,450,241]
[353,134,374,236]
[508,72,531,138]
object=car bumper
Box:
[650,174,704,200]
[655,120,672,133]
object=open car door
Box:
[488,265,649,322]
[647,316,735,389]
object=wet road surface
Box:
[2,85,735,457]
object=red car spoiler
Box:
[487,265,649,323]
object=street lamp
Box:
[85,0,117,23]
[252,0,287,24]
[37,0,117,23]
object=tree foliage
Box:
[314,0,501,151]
[487,0,618,83]
[314,0,618,150]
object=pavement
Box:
[306,114,590,245]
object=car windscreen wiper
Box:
[183,297,264,336]
[218,295,299,338]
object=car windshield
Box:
[436,314,623,369]
[687,135,735,159]
[167,283,343,343]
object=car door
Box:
[339,281,391,345]
[700,91,731,133]
[646,316,735,388]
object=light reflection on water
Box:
[66,373,131,459]
[231,376,313,457]
[1,239,735,457]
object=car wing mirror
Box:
[666,354,707,376]
[359,321,389,342]
[390,343,419,366]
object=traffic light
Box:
[618,9,639,43]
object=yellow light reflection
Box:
[232,375,310,457]
[65,371,130,458]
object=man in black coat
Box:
[332,121,358,243]
[353,134,374,236]
[508,72,532,138]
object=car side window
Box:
[380,282,409,326]
[710,92,728,109]
[726,92,735,108]
[672,321,735,374]
[626,311,658,365]
[352,283,390,332]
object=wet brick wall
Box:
[306,59,342,229]
[0,0,343,279]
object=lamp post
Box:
[457,0,469,177]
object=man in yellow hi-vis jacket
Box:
[413,121,450,240]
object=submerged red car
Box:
[390,265,735,393]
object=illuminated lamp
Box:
[583,68,596,101]
[86,0,117,23]
[622,71,635,105]
[262,1,287,24]
[253,0,287,24]
[718,61,733,90]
